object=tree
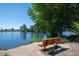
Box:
[1,28,3,32]
[20,24,27,32]
[74,22,79,32]
[5,29,8,31]
[30,25,34,32]
[11,28,14,31]
[28,3,79,37]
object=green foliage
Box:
[20,24,27,32]
[29,36,42,43]
[28,3,79,37]
[60,36,71,43]
[30,25,35,32]
[74,22,79,32]
[11,28,14,31]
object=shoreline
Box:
[0,42,79,56]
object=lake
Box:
[0,32,47,49]
[0,31,73,49]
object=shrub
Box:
[29,36,42,43]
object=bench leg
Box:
[56,43,57,46]
[44,46,46,50]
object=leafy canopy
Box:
[28,3,79,37]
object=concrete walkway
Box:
[0,42,79,56]
[5,42,45,56]
[56,43,79,56]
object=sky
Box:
[0,3,34,29]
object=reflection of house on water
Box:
[20,32,27,40]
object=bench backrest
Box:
[42,37,60,46]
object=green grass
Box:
[29,36,42,44]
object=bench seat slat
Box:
[39,37,60,47]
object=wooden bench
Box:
[38,37,60,50]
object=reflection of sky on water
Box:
[0,32,47,49]
[0,31,72,49]
[62,31,74,36]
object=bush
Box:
[29,36,42,43]
[59,37,70,43]
[65,34,79,42]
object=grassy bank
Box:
[29,36,43,44]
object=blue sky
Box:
[0,3,34,29]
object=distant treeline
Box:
[0,24,40,32]
[0,24,30,32]
[0,28,20,32]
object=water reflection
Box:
[20,32,27,40]
[11,32,14,37]
[30,32,47,39]
[30,32,35,39]
[0,32,47,49]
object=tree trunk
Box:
[59,31,62,37]
[50,32,58,37]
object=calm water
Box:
[62,31,75,36]
[0,32,47,49]
[0,31,73,49]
